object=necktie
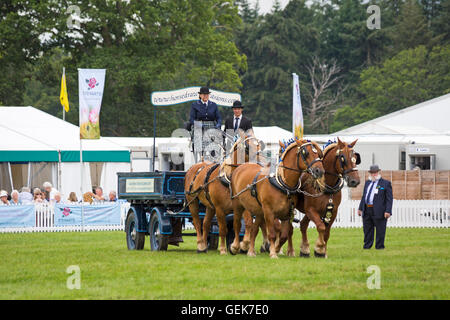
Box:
[366,181,375,204]
[234,117,239,131]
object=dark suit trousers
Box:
[363,207,387,249]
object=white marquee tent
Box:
[314,93,450,171]
[0,106,131,199]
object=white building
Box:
[308,93,450,171]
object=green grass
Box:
[0,228,448,299]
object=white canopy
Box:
[0,106,131,199]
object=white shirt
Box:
[365,179,379,205]
[49,188,58,201]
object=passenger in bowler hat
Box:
[223,100,254,154]
[224,100,253,134]
[357,164,393,249]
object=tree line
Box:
[0,0,448,137]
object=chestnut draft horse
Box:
[297,138,361,258]
[184,133,265,254]
[230,139,325,258]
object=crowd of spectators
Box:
[0,182,118,206]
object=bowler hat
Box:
[198,87,211,94]
[369,164,380,173]
[232,100,244,109]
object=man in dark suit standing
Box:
[357,164,393,249]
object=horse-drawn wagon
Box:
[118,171,244,252]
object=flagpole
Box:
[63,67,66,121]
[80,137,84,231]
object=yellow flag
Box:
[60,68,69,112]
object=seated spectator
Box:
[19,187,33,204]
[67,192,78,203]
[0,190,10,205]
[93,186,105,202]
[53,192,63,204]
[10,190,20,205]
[83,191,95,204]
[43,181,58,202]
[40,191,48,203]
[33,188,44,203]
[108,190,117,202]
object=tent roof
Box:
[0,106,130,162]
[253,126,293,144]
[303,134,450,147]
[334,93,450,135]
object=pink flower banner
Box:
[78,69,106,139]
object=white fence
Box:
[0,200,448,233]
[0,202,130,233]
[296,200,449,228]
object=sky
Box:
[248,0,290,14]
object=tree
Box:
[2,0,246,137]
[235,0,320,130]
[330,44,450,132]
[390,0,434,52]
[304,56,346,133]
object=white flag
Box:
[78,68,106,139]
[292,73,304,139]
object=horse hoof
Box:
[300,252,310,258]
[229,246,239,255]
[314,250,327,258]
[197,248,208,254]
[247,252,256,257]
[270,255,279,259]
[239,249,248,254]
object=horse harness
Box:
[318,145,360,226]
[185,163,221,208]
[278,142,322,176]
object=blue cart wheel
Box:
[126,212,145,250]
[149,213,169,251]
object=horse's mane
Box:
[322,142,338,158]
[322,139,355,158]
[219,134,254,174]
[278,138,299,162]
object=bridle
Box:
[325,146,360,183]
[278,142,322,176]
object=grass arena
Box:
[1,228,448,300]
